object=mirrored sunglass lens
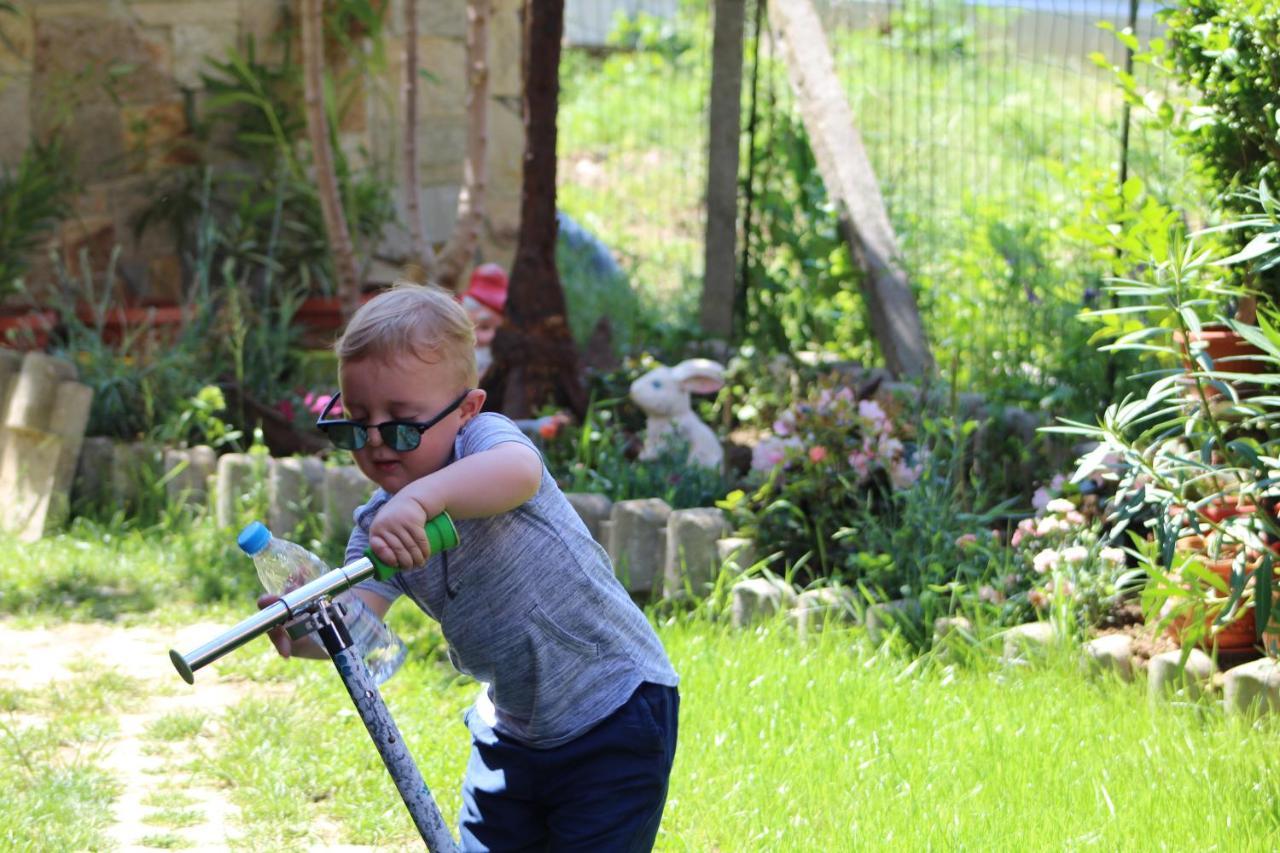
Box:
[382,423,421,451]
[324,423,365,450]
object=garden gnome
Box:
[462,264,570,439]
[462,263,508,379]
[629,358,726,469]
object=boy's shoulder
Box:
[455,411,536,457]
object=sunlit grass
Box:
[163,611,1280,850]
[0,669,138,850]
[4,522,1278,849]
[660,617,1280,850]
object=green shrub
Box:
[1160,1,1280,217]
[1112,1,1280,299]
[0,137,75,300]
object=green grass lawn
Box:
[150,612,1280,849]
[3,523,1279,850]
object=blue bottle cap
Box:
[237,521,272,556]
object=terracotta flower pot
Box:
[1265,631,1279,659]
[0,309,55,350]
[1173,324,1267,398]
[295,294,378,348]
[1163,536,1259,653]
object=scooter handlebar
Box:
[169,556,376,684]
[170,510,460,683]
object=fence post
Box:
[699,0,748,341]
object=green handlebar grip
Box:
[364,512,460,581]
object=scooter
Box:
[169,515,461,853]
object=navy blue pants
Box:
[459,682,679,852]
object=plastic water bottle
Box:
[237,521,407,685]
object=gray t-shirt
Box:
[349,412,679,749]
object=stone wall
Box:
[0,0,524,305]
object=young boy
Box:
[270,282,679,851]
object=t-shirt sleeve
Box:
[458,412,544,463]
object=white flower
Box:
[1036,516,1069,536]
[1033,549,1061,574]
[1100,547,1127,566]
[1046,498,1076,516]
[1061,545,1089,565]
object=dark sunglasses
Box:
[315,389,471,452]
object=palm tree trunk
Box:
[436,0,493,293]
[484,0,585,419]
[301,0,361,318]
[401,0,437,277]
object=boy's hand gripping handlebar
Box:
[169,513,459,684]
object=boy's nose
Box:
[364,425,385,448]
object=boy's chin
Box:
[362,463,407,494]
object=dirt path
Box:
[0,620,280,851]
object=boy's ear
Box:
[459,388,486,422]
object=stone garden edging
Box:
[66,448,1280,717]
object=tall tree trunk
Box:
[301,0,361,318]
[436,0,493,293]
[484,0,585,419]
[402,0,437,277]
[700,0,747,341]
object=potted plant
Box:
[1057,215,1280,657]
[1147,530,1261,655]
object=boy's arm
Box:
[370,441,542,568]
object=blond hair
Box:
[336,282,478,388]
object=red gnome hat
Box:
[465,263,509,317]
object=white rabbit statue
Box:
[629,358,726,469]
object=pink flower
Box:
[847,450,871,480]
[1028,588,1049,609]
[990,528,1003,544]
[304,391,340,416]
[1011,518,1036,548]
[836,387,854,402]
[772,416,793,437]
[1032,487,1052,511]
[888,459,920,490]
[978,585,1005,604]
[751,438,789,472]
[858,399,887,423]
[955,533,978,548]
[878,435,904,461]
[808,445,828,463]
[276,399,296,422]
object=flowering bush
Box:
[726,377,925,580]
[993,493,1139,632]
[750,384,923,491]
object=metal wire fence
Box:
[558,0,1186,405]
